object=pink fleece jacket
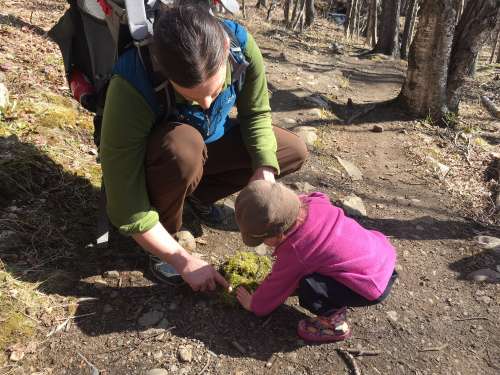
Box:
[250,192,397,316]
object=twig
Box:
[231,340,246,354]
[261,315,272,327]
[419,343,448,352]
[197,352,211,375]
[56,312,96,321]
[337,349,362,375]
[345,104,377,125]
[77,352,100,375]
[339,348,382,356]
[455,316,491,322]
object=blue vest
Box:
[112,20,248,144]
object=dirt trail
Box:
[1,4,499,375]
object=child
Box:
[234,180,397,342]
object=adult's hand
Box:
[180,253,229,292]
[249,166,275,183]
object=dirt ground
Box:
[1,2,499,375]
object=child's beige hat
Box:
[235,180,301,246]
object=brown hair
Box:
[152,1,227,88]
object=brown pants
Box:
[145,123,308,233]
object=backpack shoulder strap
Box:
[220,20,249,91]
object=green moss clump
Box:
[219,251,272,306]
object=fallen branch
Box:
[339,348,382,356]
[419,343,448,352]
[345,104,377,125]
[77,352,100,375]
[197,352,211,375]
[337,349,362,375]
[455,316,491,322]
[481,96,500,119]
[231,340,246,354]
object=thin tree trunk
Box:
[455,0,465,24]
[292,0,306,31]
[284,0,291,24]
[289,0,299,28]
[490,16,500,63]
[401,0,419,59]
[366,0,379,47]
[447,0,500,113]
[242,0,246,18]
[256,0,267,8]
[345,0,360,38]
[398,0,457,120]
[497,31,500,62]
[374,0,402,57]
[305,0,315,27]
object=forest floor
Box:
[1,2,499,375]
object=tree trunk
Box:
[400,0,419,59]
[366,0,379,46]
[345,0,360,38]
[305,0,315,27]
[447,0,500,113]
[284,0,291,24]
[498,30,500,62]
[455,0,465,23]
[256,0,267,8]
[242,0,246,18]
[490,16,500,63]
[374,0,401,57]
[398,0,457,120]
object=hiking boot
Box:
[186,195,229,226]
[148,255,185,286]
[297,307,352,343]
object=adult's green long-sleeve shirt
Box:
[100,32,278,234]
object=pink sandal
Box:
[297,307,352,343]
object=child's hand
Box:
[236,286,253,311]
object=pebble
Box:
[290,182,316,193]
[372,125,384,133]
[146,369,168,375]
[178,346,193,363]
[476,295,492,304]
[138,310,164,327]
[152,351,163,361]
[293,126,318,149]
[283,118,297,125]
[336,156,363,181]
[386,310,399,322]
[169,365,178,372]
[308,108,323,118]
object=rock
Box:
[138,310,164,327]
[103,304,113,313]
[475,235,500,250]
[372,125,384,133]
[308,108,323,118]
[0,83,9,112]
[175,230,196,252]
[330,42,344,54]
[476,295,492,304]
[178,346,193,363]
[283,118,297,125]
[426,156,450,177]
[467,269,500,282]
[386,310,398,322]
[305,95,329,109]
[168,302,178,311]
[168,365,178,372]
[341,195,367,217]
[294,126,318,149]
[335,156,363,181]
[103,270,120,279]
[254,243,270,255]
[290,182,316,193]
[146,369,169,375]
[153,351,163,361]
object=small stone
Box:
[169,365,178,372]
[178,346,193,363]
[103,304,113,313]
[138,310,164,327]
[386,310,398,322]
[476,295,492,304]
[294,126,318,149]
[335,156,363,181]
[341,195,367,217]
[146,369,169,375]
[0,83,9,112]
[308,108,323,118]
[254,243,270,255]
[372,125,384,133]
[426,156,450,176]
[103,270,120,279]
[88,148,98,156]
[290,182,316,193]
[266,361,273,368]
[153,351,163,361]
[475,235,500,250]
[175,230,196,252]
[283,118,297,125]
[168,301,178,311]
[466,268,500,283]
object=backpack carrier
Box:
[49,0,244,248]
